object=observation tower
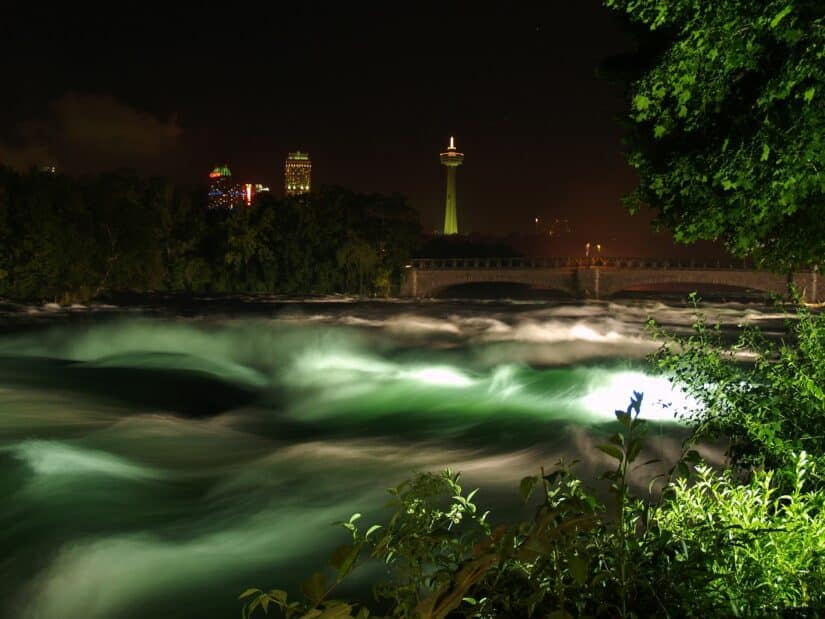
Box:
[439,136,464,235]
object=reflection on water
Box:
[0,299,782,618]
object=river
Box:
[0,298,787,618]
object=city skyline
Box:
[0,2,727,257]
[207,164,270,209]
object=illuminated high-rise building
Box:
[439,136,464,235]
[284,151,311,196]
[208,165,242,209]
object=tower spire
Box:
[439,136,465,235]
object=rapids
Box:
[0,298,785,618]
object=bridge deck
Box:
[402,258,821,302]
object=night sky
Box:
[0,1,725,257]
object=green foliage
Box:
[649,297,825,485]
[336,239,378,296]
[0,167,421,301]
[657,452,825,615]
[243,393,825,617]
[604,0,825,269]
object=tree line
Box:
[0,166,421,303]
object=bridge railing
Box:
[408,257,754,270]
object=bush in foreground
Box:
[649,298,825,488]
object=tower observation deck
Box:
[439,136,464,235]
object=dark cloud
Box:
[0,93,181,174]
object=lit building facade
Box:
[440,136,464,235]
[285,151,311,196]
[208,165,243,209]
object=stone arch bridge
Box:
[401,257,822,303]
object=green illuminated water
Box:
[0,299,783,618]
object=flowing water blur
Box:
[0,298,787,618]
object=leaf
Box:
[633,94,650,111]
[365,524,382,539]
[244,598,260,619]
[302,571,327,606]
[270,589,288,602]
[547,610,575,619]
[329,543,360,579]
[769,5,793,29]
[596,444,624,461]
[239,588,262,599]
[568,555,588,586]
[761,143,771,162]
[626,438,643,464]
[804,87,815,103]
[520,475,539,501]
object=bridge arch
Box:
[403,265,579,298]
[431,280,574,299]
[597,269,790,299]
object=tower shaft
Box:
[439,136,464,235]
[443,166,458,235]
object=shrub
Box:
[656,451,825,615]
[649,297,825,487]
